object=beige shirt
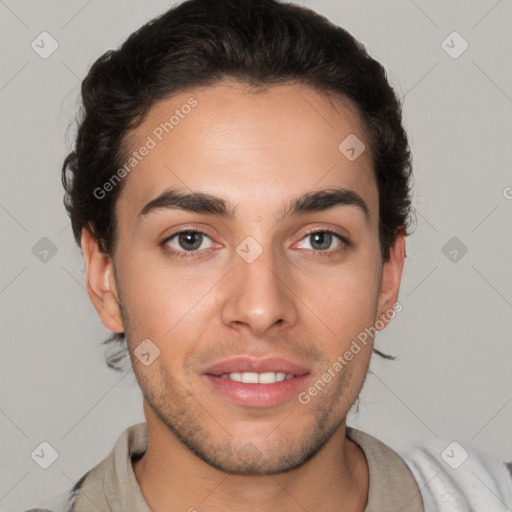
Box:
[60,423,423,511]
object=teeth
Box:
[241,372,259,384]
[219,372,295,383]
[259,372,278,384]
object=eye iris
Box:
[178,231,202,251]
[310,232,332,251]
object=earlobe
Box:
[375,232,406,330]
[81,226,124,333]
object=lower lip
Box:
[202,374,310,407]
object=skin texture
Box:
[81,80,405,512]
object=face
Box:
[84,79,404,475]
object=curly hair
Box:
[62,0,415,369]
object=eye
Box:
[295,229,349,255]
[160,228,350,260]
[161,230,215,258]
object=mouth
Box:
[217,371,295,383]
[202,356,311,407]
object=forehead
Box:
[117,80,377,223]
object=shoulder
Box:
[18,423,147,512]
[397,436,512,512]
[346,427,424,511]
[347,427,512,511]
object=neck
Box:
[132,403,369,512]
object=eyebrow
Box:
[138,187,370,223]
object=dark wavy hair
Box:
[62,0,415,370]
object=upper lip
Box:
[203,356,310,376]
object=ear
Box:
[374,231,405,331]
[81,226,124,333]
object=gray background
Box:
[1,0,511,509]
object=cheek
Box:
[296,258,381,342]
[117,256,219,358]
[119,252,205,320]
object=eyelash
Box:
[160,228,350,260]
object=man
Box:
[29,0,512,510]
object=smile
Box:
[218,372,295,383]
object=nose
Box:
[221,245,298,337]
